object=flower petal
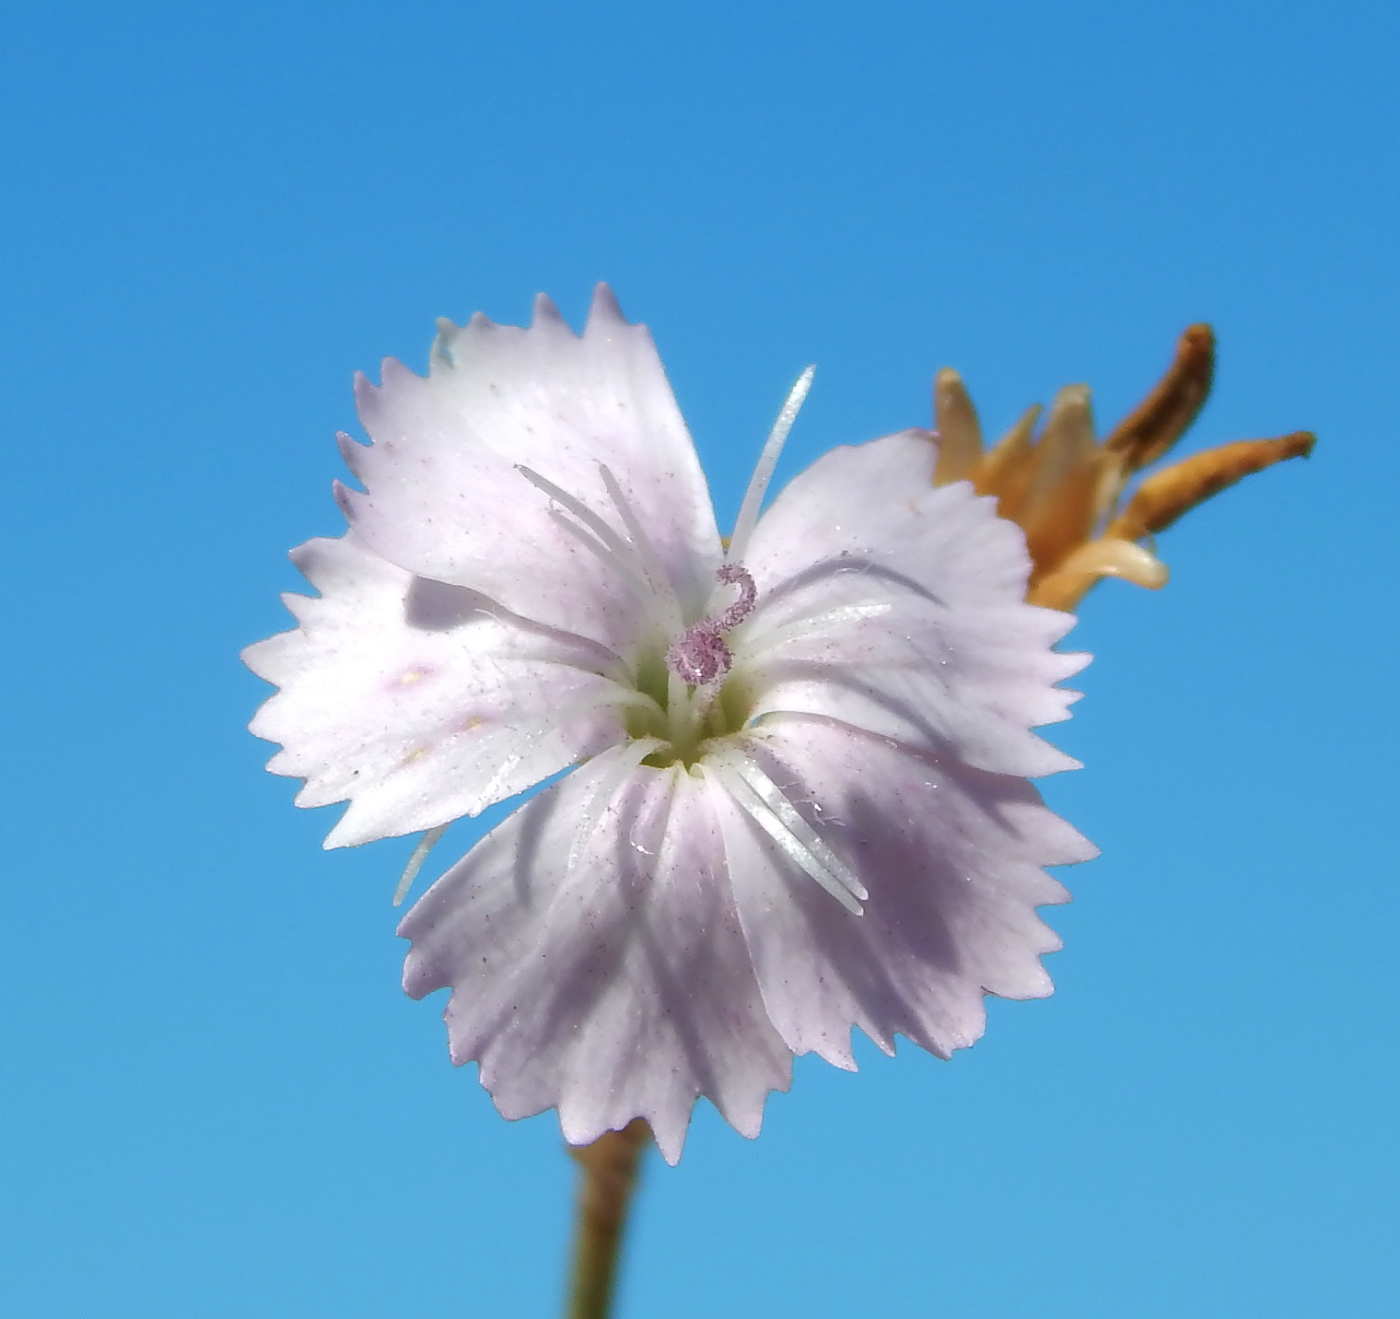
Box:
[738,433,1085,776]
[711,715,1096,1067]
[398,749,794,1164]
[242,533,628,846]
[335,285,721,649]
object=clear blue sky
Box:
[2,2,1396,1315]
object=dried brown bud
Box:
[928,325,1312,612]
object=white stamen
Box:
[727,365,815,566]
[706,747,866,913]
[598,464,683,630]
[567,737,666,873]
[709,762,863,915]
[716,746,867,901]
[743,602,893,654]
[667,669,690,731]
[393,823,448,907]
[517,465,658,595]
[548,509,652,602]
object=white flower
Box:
[243,286,1096,1163]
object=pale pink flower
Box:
[243,286,1095,1163]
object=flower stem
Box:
[565,1121,651,1319]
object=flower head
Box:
[243,287,1096,1162]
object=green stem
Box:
[565,1121,651,1319]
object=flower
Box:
[242,286,1096,1163]
[928,325,1315,611]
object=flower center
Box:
[624,569,760,769]
[516,365,816,772]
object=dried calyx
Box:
[929,325,1315,612]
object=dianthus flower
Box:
[243,286,1095,1163]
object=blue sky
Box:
[2,2,1396,1315]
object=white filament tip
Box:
[393,824,449,906]
[727,365,816,565]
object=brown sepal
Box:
[1106,431,1316,540]
[1103,324,1216,473]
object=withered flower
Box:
[930,326,1315,611]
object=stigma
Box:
[665,564,757,686]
